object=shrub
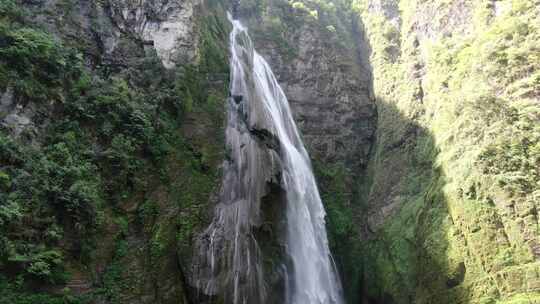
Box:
[0,25,81,101]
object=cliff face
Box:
[1,0,539,303]
[234,1,540,303]
[233,2,377,301]
[238,1,376,172]
[355,0,540,303]
[0,0,229,302]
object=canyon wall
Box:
[355,0,540,303]
[0,0,538,303]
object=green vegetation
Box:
[0,276,88,304]
[0,0,229,301]
[0,0,80,100]
[0,0,101,285]
[2,0,538,303]
[94,240,128,303]
[315,162,354,250]
[354,0,540,302]
[314,161,363,303]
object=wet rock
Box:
[249,127,280,152]
[232,94,243,104]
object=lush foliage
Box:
[0,1,81,100]
[0,0,228,301]
[314,162,354,248]
[354,0,540,303]
[314,161,363,303]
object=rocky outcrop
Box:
[24,0,201,69]
[0,87,36,138]
[106,0,201,68]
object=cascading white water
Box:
[195,14,344,304]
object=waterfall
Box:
[194,14,344,304]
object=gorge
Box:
[0,0,538,304]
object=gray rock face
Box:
[0,87,36,138]
[26,0,201,69]
[107,0,201,68]
[0,87,14,113]
[246,18,377,176]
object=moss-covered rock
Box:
[354,0,539,303]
